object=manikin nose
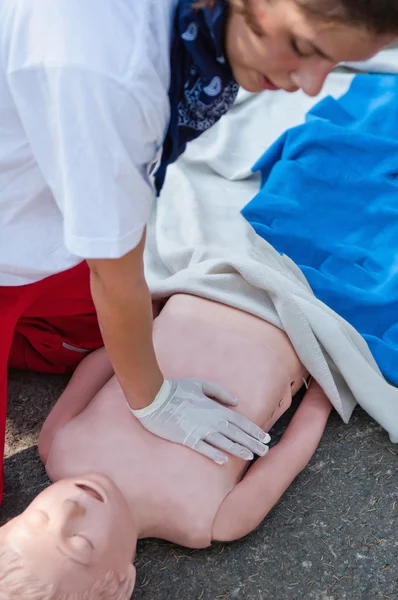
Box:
[63,498,85,517]
[291,61,332,97]
[49,482,105,531]
[50,499,85,532]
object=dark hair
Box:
[195,0,398,35]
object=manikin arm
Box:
[38,301,162,463]
[212,380,332,542]
[38,347,114,463]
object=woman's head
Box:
[200,0,397,95]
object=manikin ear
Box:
[123,563,136,598]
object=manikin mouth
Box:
[75,481,106,503]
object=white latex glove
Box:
[130,379,270,464]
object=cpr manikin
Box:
[0,295,332,599]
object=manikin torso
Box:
[43,295,329,549]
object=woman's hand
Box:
[130,378,270,464]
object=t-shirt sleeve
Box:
[7,64,158,259]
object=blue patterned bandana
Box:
[154,0,239,193]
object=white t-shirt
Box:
[0,0,178,285]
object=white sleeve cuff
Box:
[65,224,146,259]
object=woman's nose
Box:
[291,59,334,97]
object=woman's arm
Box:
[212,380,332,542]
[88,232,164,410]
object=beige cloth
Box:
[145,54,398,443]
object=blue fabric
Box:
[242,75,398,385]
[155,0,239,193]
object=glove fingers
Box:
[228,410,271,445]
[201,381,238,406]
[220,421,270,457]
[194,440,228,465]
[205,432,253,461]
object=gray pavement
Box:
[2,370,397,600]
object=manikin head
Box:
[199,0,398,96]
[0,474,137,599]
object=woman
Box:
[0,0,396,500]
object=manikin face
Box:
[225,0,394,96]
[0,474,136,594]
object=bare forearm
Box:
[88,237,163,409]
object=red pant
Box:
[0,262,103,503]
